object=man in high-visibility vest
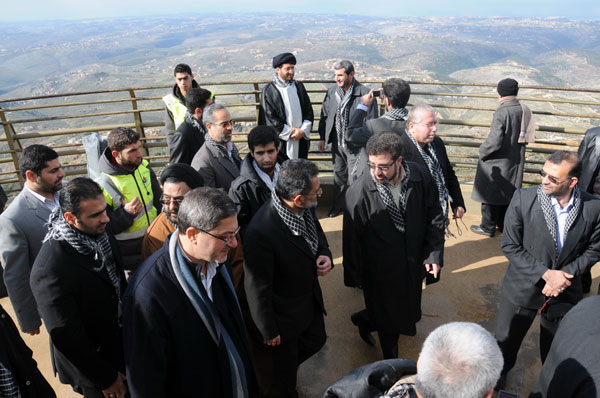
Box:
[163,63,199,136]
[98,127,162,271]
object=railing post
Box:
[129,89,149,157]
[253,83,261,124]
[0,106,24,187]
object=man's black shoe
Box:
[350,313,375,346]
[494,374,507,391]
[470,225,495,237]
[328,209,343,218]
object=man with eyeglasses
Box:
[243,159,332,397]
[191,103,241,191]
[343,132,445,359]
[123,187,261,398]
[494,150,600,390]
[141,163,204,259]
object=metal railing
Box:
[1,80,599,195]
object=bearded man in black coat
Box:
[344,132,445,359]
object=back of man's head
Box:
[19,144,58,178]
[177,187,237,233]
[275,159,318,201]
[60,177,104,217]
[382,78,411,109]
[107,127,140,153]
[174,63,192,76]
[248,125,280,152]
[416,322,503,398]
[185,88,213,114]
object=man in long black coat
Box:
[123,187,260,398]
[495,151,600,389]
[344,132,445,359]
[30,178,127,398]
[244,159,332,398]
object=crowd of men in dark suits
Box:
[1,55,600,398]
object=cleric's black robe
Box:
[343,162,445,335]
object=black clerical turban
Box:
[273,53,296,69]
[160,163,204,189]
[497,78,519,97]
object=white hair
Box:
[415,322,503,398]
[407,104,436,125]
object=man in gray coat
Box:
[318,60,378,217]
[471,78,527,237]
[0,145,65,334]
[191,103,241,191]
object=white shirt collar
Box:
[25,185,60,210]
[550,192,575,211]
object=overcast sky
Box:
[3,0,599,22]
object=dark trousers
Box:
[495,294,558,375]
[279,138,309,160]
[330,135,348,213]
[480,203,509,233]
[268,308,326,398]
[353,309,399,359]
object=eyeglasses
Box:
[539,170,571,185]
[367,161,397,172]
[416,121,438,128]
[214,120,235,128]
[306,186,323,198]
[199,226,241,245]
[160,194,185,206]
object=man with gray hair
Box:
[319,60,378,217]
[123,187,260,398]
[191,103,241,191]
[244,158,332,397]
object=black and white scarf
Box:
[204,132,242,172]
[371,161,411,233]
[381,107,409,121]
[407,133,450,232]
[335,80,356,151]
[169,237,249,398]
[272,70,295,88]
[185,110,207,135]
[271,190,319,256]
[44,207,121,303]
[537,185,581,258]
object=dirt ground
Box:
[2,184,598,397]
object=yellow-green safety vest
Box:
[101,159,157,241]
[162,93,187,129]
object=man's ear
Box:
[569,176,579,190]
[111,150,120,161]
[185,227,198,243]
[64,211,77,227]
[292,193,304,208]
[24,170,38,183]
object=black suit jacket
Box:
[243,200,332,341]
[399,134,466,212]
[30,238,126,391]
[168,117,205,165]
[577,126,600,193]
[501,186,600,310]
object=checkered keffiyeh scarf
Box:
[44,207,121,303]
[185,111,207,135]
[371,161,411,233]
[272,70,295,88]
[407,133,450,230]
[0,362,20,398]
[335,80,356,151]
[204,132,242,172]
[381,107,408,121]
[271,190,319,256]
[537,185,581,258]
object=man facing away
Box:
[191,103,242,191]
[244,159,332,397]
[319,60,378,217]
[123,187,260,398]
[229,125,281,238]
[344,132,445,359]
[495,151,600,389]
[259,52,314,160]
[0,144,65,334]
[141,163,204,259]
[163,63,199,136]
[97,127,162,270]
[471,78,535,237]
[346,77,411,180]
[30,177,128,398]
[168,87,213,165]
